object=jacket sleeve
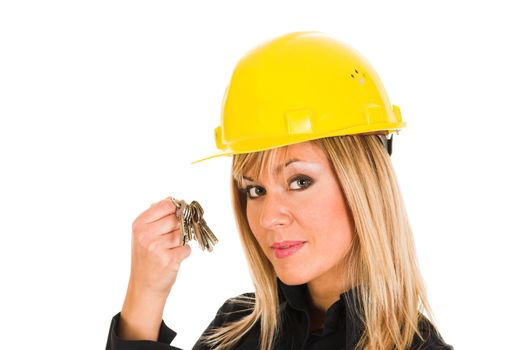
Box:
[409,316,454,350]
[105,312,183,350]
[105,293,255,350]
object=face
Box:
[240,141,354,286]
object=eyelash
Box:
[240,175,314,200]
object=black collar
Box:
[277,278,366,348]
[276,278,364,333]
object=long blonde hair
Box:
[198,133,436,350]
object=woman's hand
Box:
[128,196,192,296]
[118,196,192,341]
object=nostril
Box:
[259,209,293,229]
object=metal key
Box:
[170,197,218,252]
[190,200,218,251]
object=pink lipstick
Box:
[271,241,306,259]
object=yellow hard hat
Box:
[191,31,406,164]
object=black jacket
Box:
[106,279,453,349]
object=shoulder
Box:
[409,315,454,350]
[212,292,256,325]
[193,293,257,349]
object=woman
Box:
[105,31,453,349]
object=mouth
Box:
[271,241,306,259]
[271,240,306,249]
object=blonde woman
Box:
[105,31,453,350]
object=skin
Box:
[240,141,354,331]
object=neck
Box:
[306,264,349,312]
[306,264,350,331]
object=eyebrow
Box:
[242,158,302,182]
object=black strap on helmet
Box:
[377,133,394,156]
[386,133,393,156]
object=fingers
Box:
[127,196,193,296]
[145,230,182,252]
[133,213,180,246]
[135,197,177,225]
[168,244,192,272]
[148,213,181,236]
[138,231,191,273]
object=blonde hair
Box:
[198,133,436,350]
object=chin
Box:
[276,271,311,286]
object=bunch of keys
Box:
[170,197,219,252]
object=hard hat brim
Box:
[191,151,233,165]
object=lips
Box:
[271,241,306,259]
[271,240,305,249]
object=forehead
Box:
[243,141,328,179]
[282,141,325,160]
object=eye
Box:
[241,175,313,200]
[289,175,313,190]
[242,185,266,199]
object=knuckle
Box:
[135,231,148,246]
[158,199,173,213]
[131,218,144,233]
[147,240,158,253]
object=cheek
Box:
[308,185,353,248]
[245,205,263,243]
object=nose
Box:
[258,191,293,230]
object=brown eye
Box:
[243,185,266,199]
[242,175,313,200]
[289,175,313,190]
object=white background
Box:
[1,1,524,349]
